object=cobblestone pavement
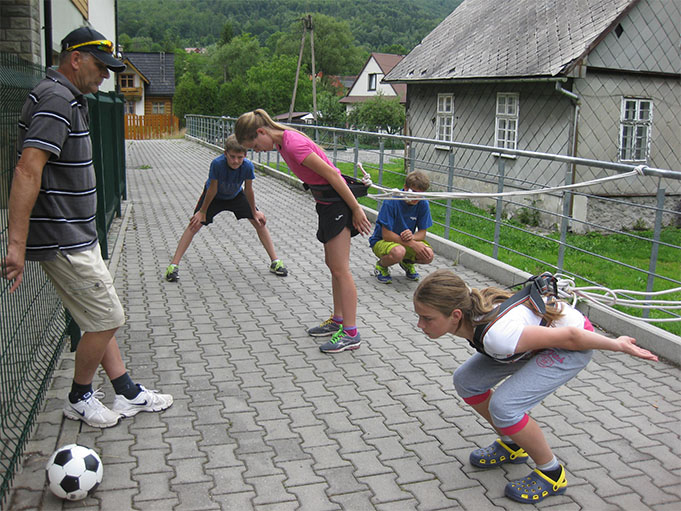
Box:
[7,139,681,511]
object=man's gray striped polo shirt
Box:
[17,68,98,261]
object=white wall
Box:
[50,0,118,92]
[348,58,397,97]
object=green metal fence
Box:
[0,53,127,505]
[89,91,127,259]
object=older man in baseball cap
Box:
[1,27,173,428]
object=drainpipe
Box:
[555,81,581,269]
[115,0,120,93]
[43,0,53,68]
[555,81,580,159]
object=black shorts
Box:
[315,201,359,243]
[194,189,254,225]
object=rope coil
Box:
[554,275,681,323]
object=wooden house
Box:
[340,53,407,114]
[384,0,680,229]
[119,52,175,116]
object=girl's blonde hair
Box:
[234,109,306,144]
[413,269,563,326]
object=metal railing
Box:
[0,53,127,505]
[186,114,681,329]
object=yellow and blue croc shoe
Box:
[470,439,529,468]
[505,465,567,504]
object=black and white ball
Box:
[45,444,103,501]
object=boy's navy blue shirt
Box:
[205,154,255,200]
[369,199,433,248]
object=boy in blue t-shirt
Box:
[369,170,434,283]
[165,135,287,282]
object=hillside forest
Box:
[118,0,463,126]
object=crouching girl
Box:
[413,269,657,504]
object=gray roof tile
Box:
[385,0,638,82]
[122,52,175,96]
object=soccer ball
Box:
[45,444,103,501]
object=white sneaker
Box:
[112,385,173,417]
[63,390,121,428]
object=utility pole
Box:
[288,14,317,124]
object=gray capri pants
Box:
[453,348,593,433]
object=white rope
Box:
[357,165,680,323]
[357,163,645,201]
[554,275,681,323]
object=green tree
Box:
[220,21,235,45]
[348,94,405,134]
[127,36,154,52]
[243,54,312,115]
[379,43,407,55]
[210,33,265,83]
[174,49,210,85]
[174,72,219,123]
[275,13,365,76]
[317,91,346,127]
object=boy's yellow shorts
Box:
[371,240,431,263]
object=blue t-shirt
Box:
[206,154,255,200]
[369,198,433,247]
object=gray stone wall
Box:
[0,0,42,64]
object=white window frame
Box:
[619,97,653,162]
[436,93,454,146]
[152,101,165,114]
[495,93,519,152]
[368,73,377,91]
[124,101,135,115]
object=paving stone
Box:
[286,482,341,511]
[403,478,461,510]
[172,482,221,510]
[247,474,297,506]
[209,491,257,510]
[319,465,371,497]
[8,139,681,511]
[304,445,351,472]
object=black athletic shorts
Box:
[315,201,359,243]
[194,189,254,225]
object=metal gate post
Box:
[444,150,454,239]
[493,158,506,259]
[643,181,666,319]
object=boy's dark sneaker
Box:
[307,318,341,337]
[320,329,361,353]
[399,261,420,281]
[165,264,179,282]
[269,259,288,276]
[374,263,392,284]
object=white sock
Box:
[537,455,559,472]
